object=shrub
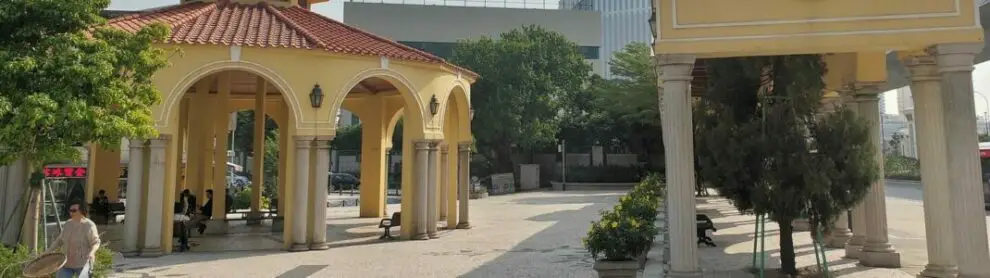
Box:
[630,173,665,198]
[884,154,920,181]
[614,194,659,224]
[583,210,657,261]
[232,188,269,211]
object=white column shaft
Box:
[413,141,430,239]
[905,54,958,277]
[426,142,439,238]
[123,139,145,255]
[856,90,901,268]
[935,43,990,277]
[456,143,471,229]
[657,54,701,276]
[826,212,852,248]
[310,139,331,250]
[290,137,312,251]
[141,137,168,256]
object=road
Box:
[883,179,990,274]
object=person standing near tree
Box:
[47,202,101,278]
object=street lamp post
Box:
[558,140,566,191]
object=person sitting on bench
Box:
[173,202,191,252]
[91,190,112,224]
[697,214,717,247]
[187,189,214,235]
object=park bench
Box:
[696,214,717,247]
[109,202,126,221]
[378,212,401,240]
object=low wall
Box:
[550,182,637,191]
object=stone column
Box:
[141,136,169,257]
[855,84,901,268]
[656,54,702,277]
[122,138,145,256]
[456,142,472,229]
[825,212,852,248]
[310,137,332,250]
[290,136,313,251]
[439,144,449,222]
[427,141,439,238]
[904,52,958,277]
[413,140,430,239]
[935,42,990,277]
[842,92,867,259]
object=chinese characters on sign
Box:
[43,167,88,178]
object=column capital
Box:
[128,138,146,149]
[414,140,432,150]
[457,142,472,152]
[440,143,449,154]
[655,54,696,82]
[929,43,983,73]
[314,136,333,149]
[901,53,939,82]
[293,136,314,149]
[845,82,885,101]
[149,134,171,149]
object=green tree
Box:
[0,0,171,248]
[600,42,664,168]
[694,56,877,275]
[451,25,591,173]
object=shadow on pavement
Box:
[460,191,624,278]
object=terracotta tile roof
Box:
[105,1,478,78]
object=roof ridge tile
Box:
[261,2,327,50]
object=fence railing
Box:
[344,0,593,10]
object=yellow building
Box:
[650,0,990,277]
[88,0,477,256]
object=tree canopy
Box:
[0,0,171,169]
[451,25,592,173]
[694,55,877,275]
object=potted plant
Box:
[584,209,657,278]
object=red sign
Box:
[981,150,990,158]
[43,167,87,178]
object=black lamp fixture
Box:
[309,84,324,108]
[429,95,439,116]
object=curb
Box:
[885,179,922,185]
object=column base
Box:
[412,233,430,240]
[825,231,852,248]
[844,236,865,259]
[860,249,901,268]
[428,232,439,239]
[309,242,329,250]
[919,264,958,278]
[456,222,472,229]
[121,250,140,257]
[289,243,309,252]
[246,212,263,225]
[668,269,704,278]
[139,248,164,257]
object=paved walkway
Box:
[108,191,622,278]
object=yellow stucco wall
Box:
[654,0,983,57]
[151,45,473,140]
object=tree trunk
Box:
[778,218,797,275]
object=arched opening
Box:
[325,75,424,241]
[162,69,295,253]
[440,85,471,229]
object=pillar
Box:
[656,54,702,277]
[854,84,901,268]
[211,72,231,224]
[290,136,312,251]
[1,157,28,246]
[310,137,331,250]
[359,102,388,218]
[456,142,471,229]
[439,144,449,222]
[825,212,852,248]
[277,116,289,216]
[141,135,169,257]
[445,143,459,228]
[413,140,430,240]
[844,91,868,259]
[122,138,145,256]
[935,42,990,277]
[187,78,212,207]
[250,77,267,222]
[902,52,959,277]
[427,141,439,238]
[174,99,189,198]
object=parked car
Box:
[330,173,360,192]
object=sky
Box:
[110,0,990,116]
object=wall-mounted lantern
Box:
[309,84,324,108]
[429,95,439,116]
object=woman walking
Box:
[47,201,101,278]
